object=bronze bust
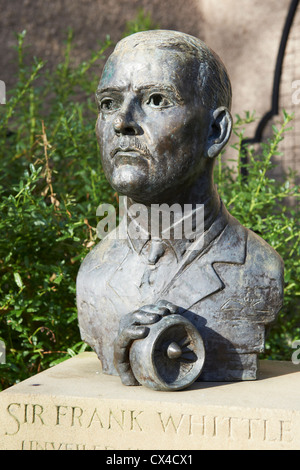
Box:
[76,30,284,390]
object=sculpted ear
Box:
[207,106,232,158]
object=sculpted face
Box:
[96,44,212,203]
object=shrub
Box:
[0,30,114,390]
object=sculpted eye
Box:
[147,93,172,108]
[99,98,116,111]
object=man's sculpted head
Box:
[111,30,232,111]
[96,30,232,203]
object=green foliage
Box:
[215,111,300,360]
[0,22,299,391]
[0,30,115,390]
[122,8,159,37]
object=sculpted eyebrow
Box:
[96,86,124,97]
[134,84,184,102]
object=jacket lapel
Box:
[164,216,247,310]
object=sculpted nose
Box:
[113,105,141,136]
[113,115,139,136]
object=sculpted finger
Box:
[132,310,161,325]
[157,299,179,314]
[114,325,148,364]
[115,361,139,386]
[140,304,163,313]
[139,303,171,317]
[114,325,148,386]
[116,325,149,349]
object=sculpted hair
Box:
[114,30,232,111]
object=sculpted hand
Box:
[113,300,179,386]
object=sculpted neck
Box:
[125,170,221,235]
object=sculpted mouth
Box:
[111,147,144,158]
[110,138,151,159]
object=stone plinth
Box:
[1,352,300,450]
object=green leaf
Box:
[13,272,24,289]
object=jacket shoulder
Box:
[246,228,284,282]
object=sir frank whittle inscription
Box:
[76,30,284,391]
[4,401,294,449]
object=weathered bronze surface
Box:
[76,30,284,390]
[129,313,205,391]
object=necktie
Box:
[147,238,165,265]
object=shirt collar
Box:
[124,198,229,263]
